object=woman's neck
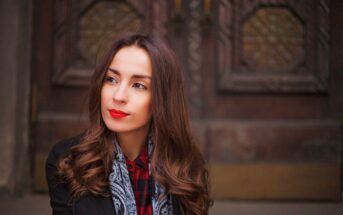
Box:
[117,127,149,161]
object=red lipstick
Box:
[109,109,129,119]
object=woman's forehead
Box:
[109,46,152,77]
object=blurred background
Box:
[0,0,342,214]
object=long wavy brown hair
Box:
[58,33,212,214]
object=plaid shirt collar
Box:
[125,146,149,170]
[124,145,152,215]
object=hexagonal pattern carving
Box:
[216,0,330,92]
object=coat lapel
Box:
[73,193,116,215]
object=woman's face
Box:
[101,46,152,136]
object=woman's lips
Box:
[109,109,129,119]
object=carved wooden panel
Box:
[186,0,203,116]
[242,7,304,72]
[152,0,169,41]
[78,2,142,63]
[215,0,330,92]
[52,0,148,86]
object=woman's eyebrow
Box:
[108,67,151,80]
[108,68,120,75]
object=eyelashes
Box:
[104,76,118,84]
[132,83,147,90]
[104,75,148,90]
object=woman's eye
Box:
[104,76,118,84]
[132,82,147,90]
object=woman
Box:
[46,33,212,215]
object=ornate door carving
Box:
[216,0,329,92]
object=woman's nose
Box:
[112,85,128,103]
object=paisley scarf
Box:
[109,136,174,215]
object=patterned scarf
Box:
[109,136,174,215]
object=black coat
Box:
[45,135,116,215]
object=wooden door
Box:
[190,0,342,200]
[168,0,342,200]
[31,0,343,201]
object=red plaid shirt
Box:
[125,146,152,215]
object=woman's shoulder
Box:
[46,133,84,164]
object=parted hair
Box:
[57,33,212,215]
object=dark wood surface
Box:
[31,0,343,199]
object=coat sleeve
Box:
[45,139,74,215]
